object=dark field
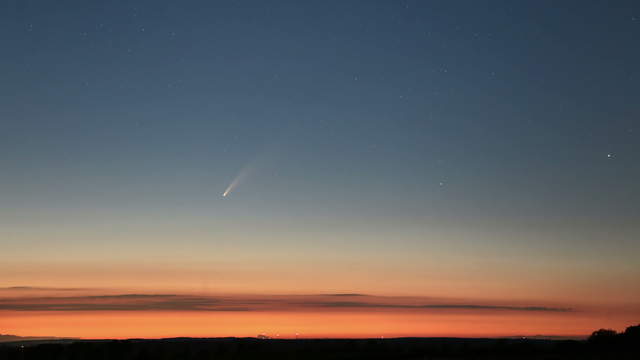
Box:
[1,336,637,360]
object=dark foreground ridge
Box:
[1,325,637,360]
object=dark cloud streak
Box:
[0,286,84,291]
[311,301,571,312]
[0,294,572,313]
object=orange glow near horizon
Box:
[2,289,639,339]
[1,309,633,340]
[1,258,639,340]
[1,312,604,339]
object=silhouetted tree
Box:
[623,324,640,337]
[621,324,640,350]
[588,329,617,341]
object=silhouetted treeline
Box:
[0,325,638,360]
[588,324,640,349]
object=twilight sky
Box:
[1,0,639,338]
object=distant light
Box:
[607,153,613,158]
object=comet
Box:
[222,164,253,197]
[222,144,279,197]
[222,179,238,197]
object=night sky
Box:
[1,0,639,338]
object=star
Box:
[607,153,613,159]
